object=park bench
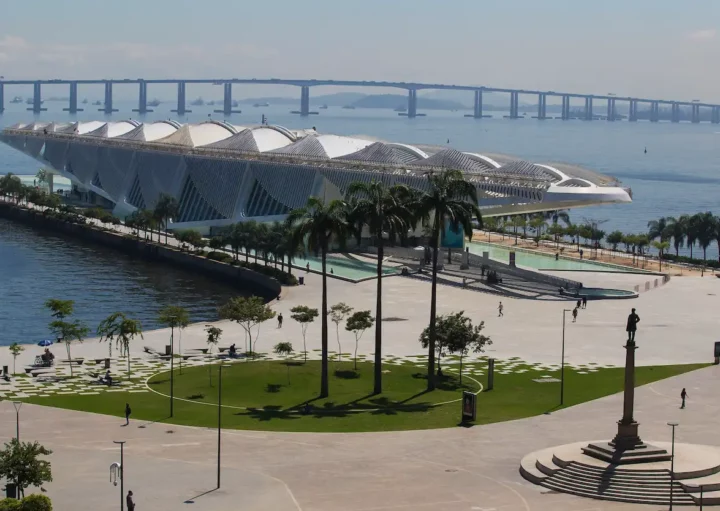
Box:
[30,368,55,378]
[58,358,85,365]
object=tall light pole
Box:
[561,309,572,406]
[217,364,222,489]
[667,422,678,510]
[168,315,177,418]
[113,440,126,511]
[12,402,21,442]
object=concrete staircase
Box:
[521,449,720,506]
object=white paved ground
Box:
[2,363,717,510]
[2,270,718,373]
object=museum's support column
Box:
[99,82,118,114]
[27,82,46,113]
[63,82,83,114]
[133,80,151,114]
[172,81,189,115]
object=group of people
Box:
[571,296,588,322]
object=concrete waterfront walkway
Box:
[2,363,717,510]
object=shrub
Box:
[206,251,233,263]
[20,495,52,511]
[0,499,21,511]
[662,253,720,269]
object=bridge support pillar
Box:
[0,82,4,114]
[99,82,118,114]
[671,103,680,123]
[133,80,151,114]
[584,97,593,120]
[606,98,616,121]
[650,101,659,122]
[535,93,547,119]
[712,106,720,124]
[63,82,83,114]
[407,89,417,118]
[691,104,700,123]
[291,86,317,116]
[214,83,242,115]
[505,91,520,119]
[628,99,637,122]
[560,95,570,120]
[172,81,190,115]
[466,89,484,118]
[26,82,46,113]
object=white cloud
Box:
[688,29,716,41]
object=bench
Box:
[59,358,85,365]
[30,368,55,378]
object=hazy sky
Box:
[1,0,718,101]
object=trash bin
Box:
[104,358,111,369]
[165,345,171,356]
[5,482,17,499]
[2,365,8,376]
[299,276,305,285]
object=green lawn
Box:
[20,360,708,433]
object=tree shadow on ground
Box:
[334,369,360,379]
[265,383,282,393]
[186,393,205,400]
[411,372,470,392]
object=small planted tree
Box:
[345,310,374,370]
[0,439,53,499]
[97,312,144,377]
[651,240,670,271]
[274,342,294,384]
[9,343,24,376]
[443,312,492,384]
[45,299,88,377]
[205,325,222,386]
[328,302,353,362]
[219,296,275,356]
[290,305,319,362]
[157,305,190,374]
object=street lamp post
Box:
[561,309,572,406]
[668,422,678,510]
[12,402,21,442]
[113,440,126,511]
[217,364,222,489]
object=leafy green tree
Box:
[219,296,275,355]
[414,169,481,391]
[97,312,143,376]
[0,439,52,499]
[45,299,88,377]
[18,494,52,511]
[205,325,222,386]
[0,174,24,204]
[510,216,525,244]
[157,305,190,390]
[438,313,492,384]
[665,216,688,256]
[606,231,624,252]
[8,343,24,376]
[529,215,545,246]
[153,193,179,245]
[286,196,349,397]
[345,180,413,393]
[328,302,353,362]
[35,169,49,190]
[273,342,294,384]
[290,305,319,362]
[547,224,565,249]
[651,240,670,271]
[138,209,157,242]
[345,310,374,370]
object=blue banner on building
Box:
[441,220,465,249]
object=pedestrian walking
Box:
[579,249,584,259]
[306,262,310,273]
[572,307,578,322]
[576,299,581,309]
[498,301,504,317]
[125,403,131,426]
[681,388,688,409]
[126,490,135,511]
[582,296,587,309]
[277,313,283,329]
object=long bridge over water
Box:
[1,77,719,124]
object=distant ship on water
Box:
[253,102,270,107]
[26,98,44,105]
[190,97,205,106]
[319,104,328,109]
[232,100,239,107]
[10,96,22,104]
[92,100,102,106]
[342,105,356,110]
[394,106,407,112]
[82,98,88,104]
[147,99,161,107]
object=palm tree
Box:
[529,215,546,246]
[665,216,687,256]
[415,169,481,391]
[286,196,349,398]
[694,211,716,262]
[715,215,720,263]
[153,194,179,245]
[346,180,413,394]
[97,312,143,377]
[647,217,669,241]
[686,214,701,259]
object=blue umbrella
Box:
[37,339,54,347]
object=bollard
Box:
[165,345,171,356]
[2,365,8,376]
[487,358,495,391]
[104,358,111,369]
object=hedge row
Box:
[662,253,720,269]
[205,251,298,285]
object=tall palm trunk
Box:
[374,236,383,394]
[427,213,440,391]
[320,240,329,398]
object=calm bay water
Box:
[0,218,241,346]
[0,101,718,344]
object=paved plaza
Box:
[2,363,717,510]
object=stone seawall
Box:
[0,203,281,300]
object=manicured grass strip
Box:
[20,361,708,433]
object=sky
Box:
[1,0,719,101]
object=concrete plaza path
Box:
[1,364,717,510]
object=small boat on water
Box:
[147,99,161,107]
[82,98,88,104]
[394,106,407,112]
[232,100,239,107]
[10,96,23,104]
[92,100,102,106]
[342,105,356,110]
[319,104,328,109]
[207,100,215,106]
[253,102,269,107]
